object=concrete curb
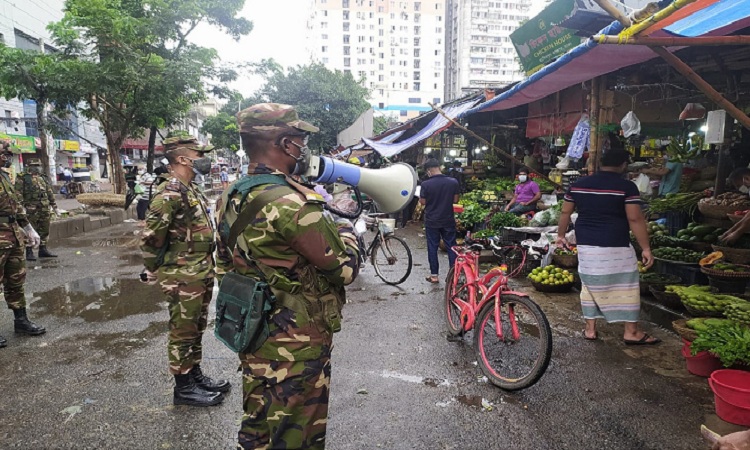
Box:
[49,206,137,243]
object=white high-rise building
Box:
[444,0,532,102]
[307,0,447,122]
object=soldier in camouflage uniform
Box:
[215,104,361,449]
[15,159,58,261]
[0,142,47,348]
[140,136,231,406]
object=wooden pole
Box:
[587,77,600,173]
[592,0,631,27]
[651,46,750,130]
[429,103,563,189]
[616,0,698,38]
[593,35,750,46]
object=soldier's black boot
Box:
[25,247,36,261]
[38,246,57,258]
[0,335,6,348]
[173,374,224,407]
[190,364,231,393]
[13,308,46,336]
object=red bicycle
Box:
[445,243,552,390]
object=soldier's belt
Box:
[170,241,215,253]
[0,215,17,224]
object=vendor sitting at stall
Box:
[505,169,541,215]
[719,167,750,244]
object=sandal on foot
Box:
[623,333,661,346]
[583,330,598,341]
[425,275,439,284]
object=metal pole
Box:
[593,35,750,46]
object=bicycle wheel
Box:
[444,266,472,336]
[371,235,412,285]
[473,294,552,390]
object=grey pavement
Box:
[0,222,741,449]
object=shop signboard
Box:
[60,140,80,152]
[0,133,36,153]
[511,0,584,76]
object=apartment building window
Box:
[413,71,420,81]
[378,41,383,47]
[414,82,420,91]
[322,34,328,39]
[322,57,329,63]
[435,3,440,9]
[434,49,440,56]
[344,69,351,74]
[343,10,350,19]
[343,0,350,7]
[344,58,351,67]
[414,26,420,35]
[436,27,442,33]
[322,10,328,16]
[408,98,421,103]
[414,13,421,23]
[321,22,328,28]
[370,36,374,42]
[414,60,420,68]
[358,36,366,42]
[414,1,420,11]
[378,7,384,13]
[433,97,441,104]
[321,46,328,52]
[378,75,384,81]
[414,37,420,46]
[378,64,384,70]
[344,46,350,55]
[414,48,420,57]
[343,22,350,31]
[438,15,442,21]
[344,35,350,44]
[359,70,366,77]
[400,110,408,117]
[379,29,384,36]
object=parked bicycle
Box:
[488,236,548,278]
[444,242,552,390]
[355,213,412,285]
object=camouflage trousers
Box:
[26,208,51,246]
[238,349,332,450]
[159,267,214,375]
[0,246,26,310]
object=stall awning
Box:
[364,99,480,158]
[463,0,750,117]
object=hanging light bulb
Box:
[474,148,481,154]
[481,145,488,151]
[449,149,457,156]
[554,136,566,147]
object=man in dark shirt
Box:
[447,160,465,193]
[420,158,460,283]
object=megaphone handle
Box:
[324,186,364,220]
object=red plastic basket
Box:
[681,340,723,378]
[709,371,750,426]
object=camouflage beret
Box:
[162,136,214,153]
[236,103,319,134]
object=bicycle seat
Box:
[469,243,485,252]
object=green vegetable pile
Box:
[666,285,745,314]
[640,273,679,283]
[676,223,726,245]
[690,321,750,367]
[653,247,706,263]
[725,302,750,326]
[488,212,524,230]
[456,204,489,230]
[646,192,704,215]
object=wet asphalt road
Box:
[0,222,736,449]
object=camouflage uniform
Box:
[216,103,360,450]
[140,138,217,376]
[15,161,56,247]
[0,169,30,310]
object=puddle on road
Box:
[30,277,163,322]
[89,321,166,358]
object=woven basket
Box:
[684,241,714,253]
[683,302,725,318]
[531,280,574,293]
[640,274,682,295]
[701,264,750,280]
[649,285,685,311]
[552,253,578,268]
[699,202,750,220]
[672,319,699,342]
[712,245,750,265]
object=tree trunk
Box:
[106,134,126,194]
[146,125,157,173]
[35,99,51,180]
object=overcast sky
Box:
[190,0,311,100]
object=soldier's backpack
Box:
[214,174,291,354]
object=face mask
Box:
[286,140,311,176]
[518,175,528,183]
[185,156,212,175]
[740,185,749,194]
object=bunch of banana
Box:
[666,135,703,163]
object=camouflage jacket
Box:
[216,163,360,361]
[15,173,56,211]
[0,170,29,250]
[140,177,215,274]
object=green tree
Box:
[257,63,370,151]
[0,48,79,178]
[201,112,240,152]
[47,0,251,193]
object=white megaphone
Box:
[305,155,417,213]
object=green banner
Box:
[0,133,36,154]
[511,0,584,75]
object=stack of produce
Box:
[698,192,750,219]
[455,203,490,232]
[528,200,564,227]
[528,265,575,287]
[653,247,706,264]
[647,221,669,237]
[676,223,727,245]
[690,320,750,367]
[667,285,746,315]
[646,192,705,215]
[724,302,750,326]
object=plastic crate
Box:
[498,227,527,245]
[663,211,690,237]
[655,259,708,285]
